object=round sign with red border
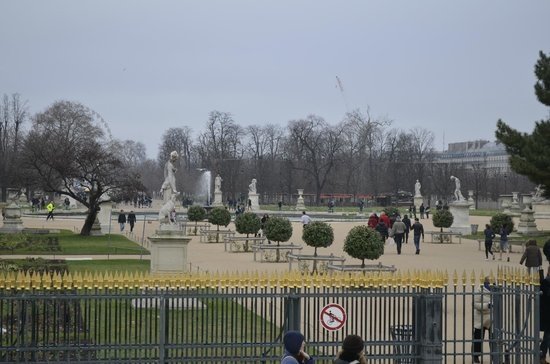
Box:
[320,303,346,331]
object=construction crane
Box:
[335,76,350,112]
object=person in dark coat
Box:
[540,267,550,364]
[483,224,495,261]
[281,331,314,364]
[334,334,366,364]
[520,239,542,274]
[375,221,388,242]
[127,211,137,232]
[117,210,127,231]
[402,214,411,244]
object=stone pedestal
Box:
[522,194,532,208]
[414,196,423,212]
[467,190,475,210]
[90,217,103,236]
[500,194,513,213]
[212,191,223,207]
[533,201,550,219]
[296,189,305,211]
[0,202,24,233]
[449,201,471,235]
[510,192,521,213]
[517,208,538,235]
[97,202,114,233]
[148,225,192,274]
[248,193,259,211]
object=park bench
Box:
[427,231,462,244]
[199,228,235,243]
[476,239,525,253]
[251,243,303,262]
[223,236,266,252]
[287,253,346,273]
[183,222,210,236]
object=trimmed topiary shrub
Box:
[264,217,293,262]
[208,207,231,231]
[235,212,261,251]
[187,205,207,234]
[432,209,454,243]
[383,206,400,218]
[490,213,514,234]
[344,226,384,268]
[302,221,334,256]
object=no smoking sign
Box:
[320,303,347,331]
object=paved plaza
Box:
[10,205,547,277]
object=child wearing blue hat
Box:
[281,331,314,363]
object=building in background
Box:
[435,140,510,173]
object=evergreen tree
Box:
[496,51,550,197]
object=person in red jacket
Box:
[367,213,379,228]
[379,212,391,229]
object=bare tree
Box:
[158,127,193,172]
[22,101,142,235]
[0,93,27,201]
[286,115,344,204]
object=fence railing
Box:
[0,269,541,363]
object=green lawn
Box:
[66,259,150,274]
[0,230,149,255]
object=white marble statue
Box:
[214,174,222,193]
[249,178,257,194]
[414,180,421,197]
[450,175,465,201]
[533,184,545,202]
[159,193,178,224]
[160,151,179,201]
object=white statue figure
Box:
[160,151,179,199]
[214,174,222,193]
[533,184,545,202]
[450,175,465,201]
[414,180,421,197]
[249,178,257,194]
[159,193,178,224]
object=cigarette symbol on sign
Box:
[320,303,346,331]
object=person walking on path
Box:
[379,212,391,230]
[281,331,314,364]
[127,211,137,233]
[499,224,510,262]
[472,276,493,364]
[483,224,496,261]
[334,334,367,364]
[411,218,424,255]
[367,213,379,229]
[419,203,425,219]
[539,266,550,364]
[375,220,388,242]
[301,211,311,227]
[402,214,411,244]
[46,202,55,221]
[425,204,430,219]
[390,216,407,255]
[118,210,127,232]
[520,239,542,274]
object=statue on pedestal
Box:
[414,180,422,197]
[450,175,465,201]
[214,175,222,193]
[249,178,257,194]
[160,151,180,202]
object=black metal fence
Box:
[0,270,541,363]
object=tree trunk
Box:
[80,207,100,236]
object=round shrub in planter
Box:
[235,212,261,251]
[208,207,231,230]
[432,209,454,243]
[344,226,384,268]
[302,221,334,256]
[187,205,207,234]
[264,217,293,262]
[490,213,514,234]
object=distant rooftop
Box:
[447,140,504,153]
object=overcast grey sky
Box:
[1,0,549,158]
